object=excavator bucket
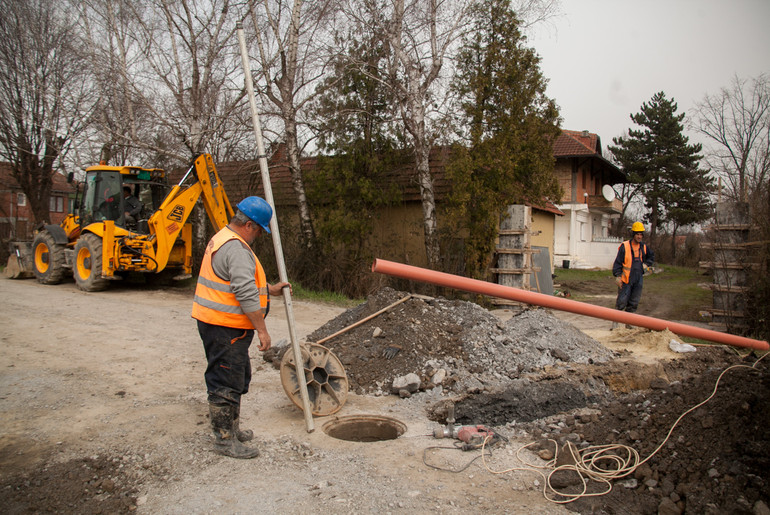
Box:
[4,243,34,279]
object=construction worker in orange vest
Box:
[611,221,655,330]
[192,196,291,459]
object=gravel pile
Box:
[290,287,615,396]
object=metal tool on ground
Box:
[432,404,504,451]
[382,344,402,360]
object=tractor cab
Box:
[79,164,168,233]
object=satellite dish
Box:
[602,184,616,202]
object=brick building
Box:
[0,162,75,240]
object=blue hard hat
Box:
[236,196,272,233]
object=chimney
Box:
[581,130,589,137]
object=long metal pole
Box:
[372,258,770,352]
[237,25,314,432]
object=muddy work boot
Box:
[234,403,254,442]
[209,403,260,459]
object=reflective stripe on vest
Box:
[192,227,268,329]
[620,240,644,284]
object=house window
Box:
[50,196,65,212]
[17,193,26,206]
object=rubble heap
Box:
[286,287,616,396]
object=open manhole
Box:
[322,415,406,442]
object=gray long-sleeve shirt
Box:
[211,239,263,313]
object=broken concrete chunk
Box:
[431,369,447,385]
[392,373,421,393]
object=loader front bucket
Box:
[4,242,34,279]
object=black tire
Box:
[73,233,110,292]
[32,230,66,284]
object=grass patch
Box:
[552,265,712,322]
[551,268,615,302]
[642,265,712,321]
[289,282,363,308]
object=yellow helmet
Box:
[631,221,645,233]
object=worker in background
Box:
[192,196,291,459]
[122,186,143,225]
[611,221,654,330]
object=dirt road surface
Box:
[3,275,768,514]
[1,277,571,514]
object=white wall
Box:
[575,240,621,269]
[553,204,621,269]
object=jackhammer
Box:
[432,404,504,451]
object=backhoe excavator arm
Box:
[146,154,234,272]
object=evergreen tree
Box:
[307,31,405,293]
[446,0,561,278]
[609,92,713,250]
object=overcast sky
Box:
[527,0,770,149]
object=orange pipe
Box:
[371,258,769,352]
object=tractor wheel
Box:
[73,233,110,292]
[32,230,66,284]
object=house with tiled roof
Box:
[0,162,75,240]
[215,128,625,279]
[217,144,565,275]
[216,145,460,268]
[551,130,626,269]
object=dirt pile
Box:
[284,287,615,396]
[267,287,770,514]
[524,348,770,514]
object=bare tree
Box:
[245,0,340,253]
[511,0,561,29]
[75,0,149,166]
[694,74,770,203]
[77,0,252,165]
[0,0,95,224]
[372,0,470,269]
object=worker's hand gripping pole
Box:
[237,25,314,432]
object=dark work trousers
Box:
[198,320,254,407]
[616,275,644,313]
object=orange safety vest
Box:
[620,240,646,284]
[192,227,268,329]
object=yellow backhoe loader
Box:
[8,154,233,291]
